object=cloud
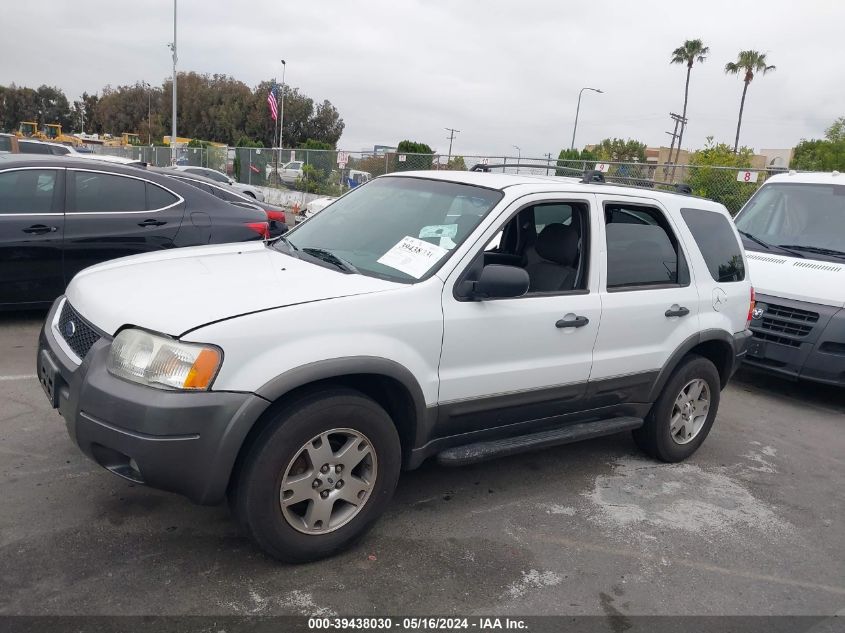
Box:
[3,0,843,156]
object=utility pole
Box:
[445,127,460,165]
[544,152,553,176]
[663,112,686,182]
[168,0,177,165]
[142,81,152,145]
[279,60,286,158]
[513,145,521,173]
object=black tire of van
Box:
[230,388,401,563]
[633,354,721,462]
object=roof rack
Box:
[468,163,694,196]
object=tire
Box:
[633,354,721,462]
[230,388,401,563]
[244,191,256,198]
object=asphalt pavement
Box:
[0,310,843,619]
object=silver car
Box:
[170,166,264,201]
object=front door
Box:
[437,193,602,437]
[63,168,184,283]
[0,167,65,306]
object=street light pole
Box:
[168,0,178,164]
[513,145,521,173]
[142,81,152,145]
[570,87,603,151]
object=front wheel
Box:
[633,354,720,462]
[230,389,401,562]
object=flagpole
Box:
[279,60,286,158]
[272,77,278,177]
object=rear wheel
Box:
[230,389,401,562]
[244,191,256,198]
[633,354,720,462]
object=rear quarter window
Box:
[681,208,745,282]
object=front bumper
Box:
[744,293,845,386]
[37,298,270,504]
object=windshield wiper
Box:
[270,234,300,258]
[738,230,772,250]
[778,244,845,260]
[738,231,804,258]
[301,247,359,274]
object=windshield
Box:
[735,182,845,259]
[281,176,503,282]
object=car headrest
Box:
[535,223,579,266]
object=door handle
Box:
[138,219,166,227]
[22,224,56,235]
[665,306,690,318]
[556,315,590,328]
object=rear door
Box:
[589,195,701,395]
[0,167,65,305]
[63,168,184,282]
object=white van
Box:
[734,171,845,386]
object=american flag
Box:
[267,85,278,121]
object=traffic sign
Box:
[337,151,349,167]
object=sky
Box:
[2,1,844,158]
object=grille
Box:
[753,331,802,348]
[751,302,820,348]
[58,301,102,360]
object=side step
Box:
[436,417,643,466]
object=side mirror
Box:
[467,264,529,300]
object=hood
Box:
[66,242,400,336]
[745,251,845,308]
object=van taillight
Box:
[245,222,270,239]
[746,287,756,328]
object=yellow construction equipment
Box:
[42,124,84,147]
[17,121,44,139]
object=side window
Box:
[681,208,745,282]
[146,182,179,210]
[19,141,51,155]
[207,170,229,183]
[50,145,70,156]
[69,171,146,212]
[0,136,13,152]
[605,203,687,289]
[0,169,58,214]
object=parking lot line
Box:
[0,374,36,381]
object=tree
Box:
[446,155,466,171]
[725,51,776,153]
[670,39,709,165]
[825,116,845,143]
[791,118,845,171]
[686,137,755,214]
[593,138,646,162]
[556,147,598,176]
[394,140,434,171]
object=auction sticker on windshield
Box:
[377,236,448,279]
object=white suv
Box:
[37,169,753,562]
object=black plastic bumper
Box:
[37,298,270,504]
[745,293,845,386]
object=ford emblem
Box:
[64,320,76,338]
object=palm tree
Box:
[670,39,709,169]
[725,51,776,152]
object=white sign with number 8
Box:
[737,170,759,183]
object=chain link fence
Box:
[90,145,788,215]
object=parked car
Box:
[169,165,265,201]
[734,171,845,386]
[266,160,303,184]
[0,155,269,309]
[37,169,752,562]
[295,196,336,224]
[154,168,287,237]
[0,133,19,153]
[18,139,78,156]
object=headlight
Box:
[107,329,222,391]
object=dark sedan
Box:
[0,155,270,309]
[151,167,288,237]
